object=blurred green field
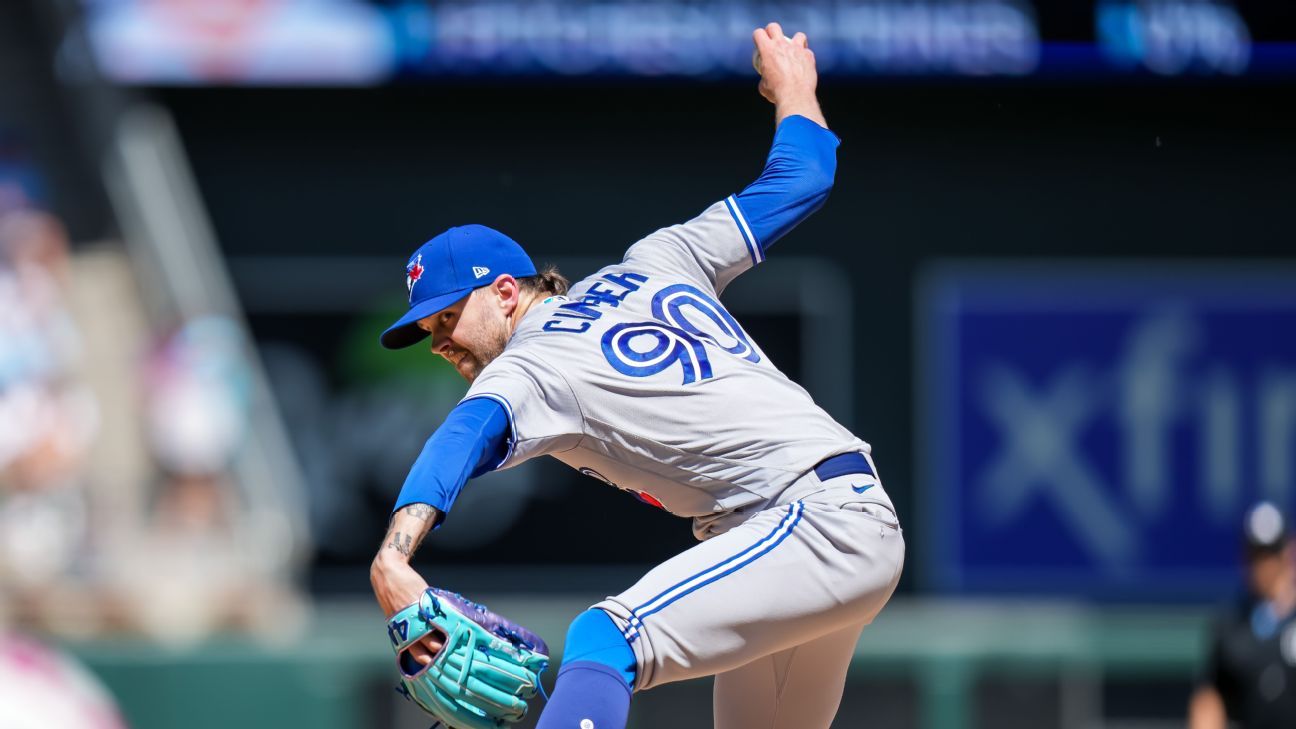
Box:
[63,597,1209,729]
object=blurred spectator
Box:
[0,200,100,618]
[0,632,126,729]
[105,316,304,645]
[1190,502,1296,729]
[0,149,303,644]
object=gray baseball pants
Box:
[594,459,904,729]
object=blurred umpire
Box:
[1190,502,1296,729]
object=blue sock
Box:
[535,609,635,729]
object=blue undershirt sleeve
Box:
[732,115,841,253]
[391,397,511,526]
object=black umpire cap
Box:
[1243,501,1290,554]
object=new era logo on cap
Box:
[473,266,491,279]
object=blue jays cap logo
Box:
[406,254,424,301]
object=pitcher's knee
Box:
[560,608,636,689]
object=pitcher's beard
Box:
[456,352,487,381]
[453,319,509,382]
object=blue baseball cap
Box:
[380,225,536,349]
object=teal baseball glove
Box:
[387,588,549,729]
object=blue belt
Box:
[813,452,873,481]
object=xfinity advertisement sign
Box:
[919,264,1296,600]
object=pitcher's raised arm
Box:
[619,24,837,295]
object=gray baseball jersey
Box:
[462,198,871,540]
[460,197,905,727]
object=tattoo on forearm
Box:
[387,532,413,557]
[402,504,436,522]
[381,505,434,559]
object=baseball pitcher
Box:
[370,23,904,729]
